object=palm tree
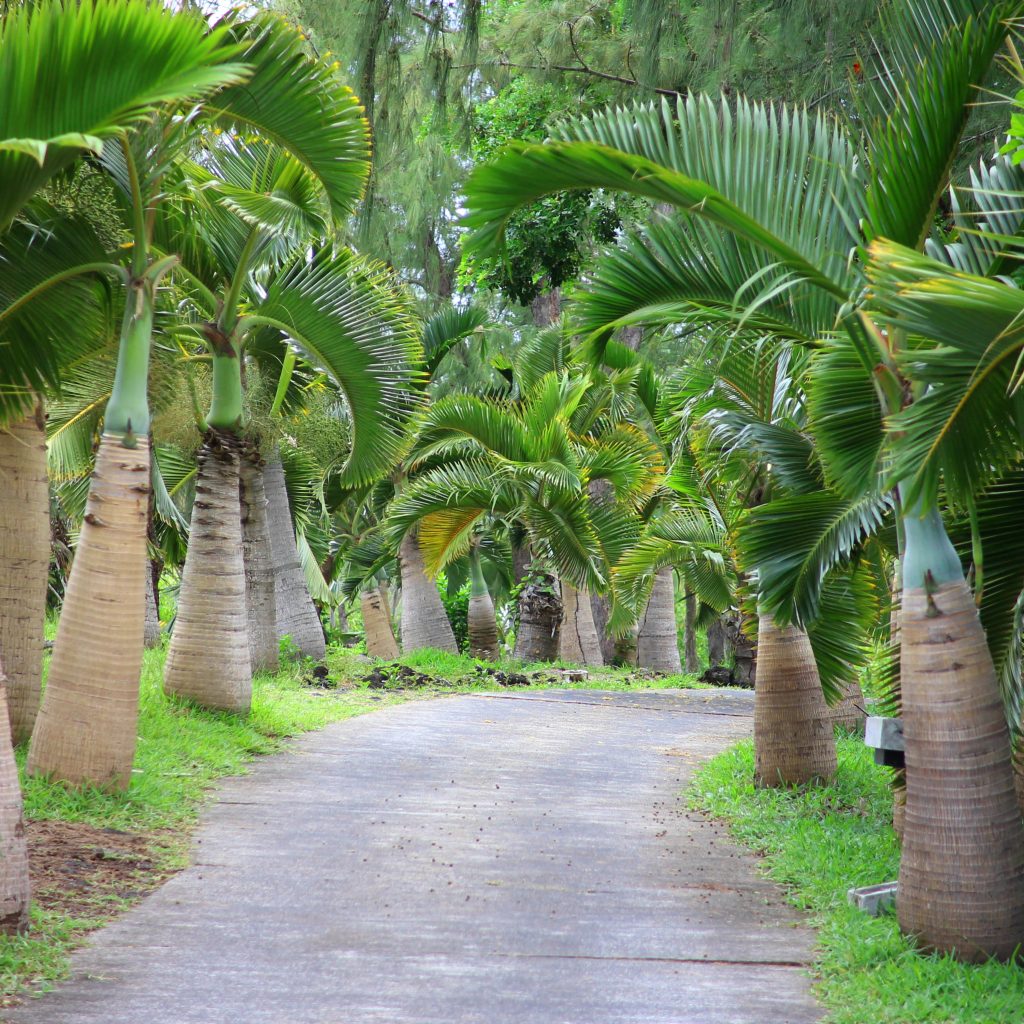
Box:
[460,0,1024,959]
[0,0,262,933]
[27,8,378,786]
[387,369,656,664]
[156,139,418,712]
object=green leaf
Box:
[206,12,370,222]
[0,0,248,231]
[739,490,893,628]
[254,250,422,486]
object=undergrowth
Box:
[690,738,1024,1024]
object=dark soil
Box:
[27,820,181,920]
[358,661,669,691]
[698,666,755,690]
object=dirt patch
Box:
[27,820,183,921]
[358,662,670,691]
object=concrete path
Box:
[9,689,821,1024]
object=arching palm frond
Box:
[206,11,370,222]
[866,239,1024,507]
[738,490,894,628]
[0,204,118,421]
[0,0,248,232]
[859,0,1021,250]
[252,250,423,485]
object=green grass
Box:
[689,738,1024,1024]
[25,645,409,832]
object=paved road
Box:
[9,689,821,1024]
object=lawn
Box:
[689,738,1024,1024]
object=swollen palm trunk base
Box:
[264,457,325,660]
[399,533,458,654]
[0,668,28,934]
[28,435,150,789]
[637,568,681,673]
[558,582,604,666]
[513,577,561,662]
[754,615,837,787]
[897,581,1024,962]
[0,413,49,744]
[468,592,500,661]
[164,433,251,714]
[361,588,399,659]
[240,454,278,674]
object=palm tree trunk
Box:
[468,553,499,660]
[239,450,278,674]
[360,585,399,659]
[896,504,1024,961]
[1013,738,1024,819]
[164,431,251,714]
[707,615,729,668]
[753,613,837,787]
[0,661,28,934]
[0,410,49,744]
[143,570,161,648]
[28,434,150,789]
[398,532,457,654]
[264,455,325,660]
[558,581,604,666]
[614,627,638,667]
[828,681,866,734]
[513,573,561,662]
[683,588,699,673]
[637,568,681,673]
[468,594,499,660]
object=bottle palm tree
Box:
[387,369,658,663]
[460,0,1024,959]
[0,0,263,933]
[154,139,419,712]
[27,9,378,788]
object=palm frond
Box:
[253,249,422,485]
[0,0,248,231]
[866,239,1024,506]
[206,11,370,221]
[739,490,893,627]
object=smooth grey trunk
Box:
[143,572,161,648]
[726,612,757,686]
[264,454,325,661]
[707,616,729,667]
[399,533,458,654]
[683,589,699,674]
[637,568,681,673]
[530,288,560,327]
[558,581,604,666]
[240,454,279,673]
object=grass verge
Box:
[689,738,1024,1024]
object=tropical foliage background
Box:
[1,0,1024,978]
